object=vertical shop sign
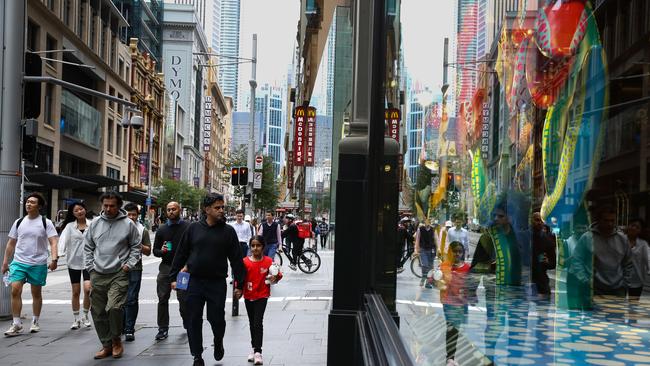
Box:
[305,107,316,166]
[481,100,490,159]
[287,151,294,189]
[203,96,212,152]
[385,108,400,143]
[293,107,306,166]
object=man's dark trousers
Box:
[157,262,187,329]
[124,270,142,333]
[185,276,227,357]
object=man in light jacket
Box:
[84,192,141,360]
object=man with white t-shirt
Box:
[1,192,59,336]
[447,217,469,259]
[229,209,254,258]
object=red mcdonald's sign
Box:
[293,106,306,166]
[385,108,400,144]
[305,107,316,166]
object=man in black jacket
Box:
[281,214,303,271]
[170,194,245,366]
[153,201,189,341]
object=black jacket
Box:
[169,219,245,290]
[282,223,303,246]
[153,220,190,265]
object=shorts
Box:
[68,268,90,284]
[8,261,47,287]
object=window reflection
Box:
[396,0,650,364]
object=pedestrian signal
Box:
[239,167,249,185]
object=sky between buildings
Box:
[236,0,455,110]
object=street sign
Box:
[255,155,263,170]
[253,171,262,189]
[145,197,152,206]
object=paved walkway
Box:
[0,244,333,366]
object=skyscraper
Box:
[255,84,286,177]
[216,0,241,110]
[325,9,337,118]
[454,0,479,108]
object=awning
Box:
[26,172,97,190]
[119,190,156,206]
[73,174,127,188]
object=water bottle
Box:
[2,273,10,287]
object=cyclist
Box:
[281,214,303,271]
[396,218,414,273]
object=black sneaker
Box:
[155,328,168,340]
[214,337,225,361]
[125,333,135,342]
[193,356,205,366]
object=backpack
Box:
[297,221,312,239]
[16,216,47,231]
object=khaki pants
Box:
[90,270,129,346]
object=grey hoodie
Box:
[573,224,633,292]
[84,209,141,274]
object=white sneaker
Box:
[82,316,92,327]
[30,322,40,333]
[289,263,297,271]
[4,323,23,337]
[247,349,255,362]
[446,359,459,366]
[70,320,81,330]
[253,352,263,365]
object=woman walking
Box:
[59,202,92,329]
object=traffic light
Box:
[455,174,462,189]
[231,167,239,185]
[239,167,249,185]
[24,52,42,119]
[244,193,251,204]
[447,173,453,188]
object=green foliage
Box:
[253,155,280,212]
[156,178,206,213]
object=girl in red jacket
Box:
[243,235,282,365]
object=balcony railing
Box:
[60,89,101,148]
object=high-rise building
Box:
[115,1,165,70]
[252,84,287,177]
[454,0,479,108]
[325,10,337,118]
[216,0,241,110]
[231,111,264,154]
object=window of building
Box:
[116,124,122,157]
[100,21,107,60]
[118,58,124,79]
[46,0,55,11]
[107,118,114,153]
[90,8,97,51]
[63,0,72,28]
[27,20,39,52]
[78,0,86,41]
[108,87,115,110]
[44,84,55,126]
[45,34,57,68]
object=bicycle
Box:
[274,246,321,274]
[397,249,423,278]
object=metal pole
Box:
[0,0,25,318]
[146,123,153,224]
[247,34,257,215]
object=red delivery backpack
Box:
[297,221,312,239]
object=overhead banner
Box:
[385,108,400,143]
[139,153,149,184]
[293,107,306,166]
[203,96,212,152]
[287,151,294,189]
[305,107,316,166]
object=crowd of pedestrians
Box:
[1,192,329,365]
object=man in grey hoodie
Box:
[572,206,633,298]
[84,192,141,360]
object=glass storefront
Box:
[390,0,650,364]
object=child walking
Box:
[243,235,282,365]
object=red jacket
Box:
[243,256,282,301]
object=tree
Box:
[156,178,206,215]
[253,155,280,212]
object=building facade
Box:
[204,62,233,195]
[25,0,134,216]
[162,3,210,186]
[125,38,165,206]
[256,84,287,178]
[216,0,240,110]
[115,0,164,69]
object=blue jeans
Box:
[420,250,434,281]
[123,270,142,333]
[264,243,278,260]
